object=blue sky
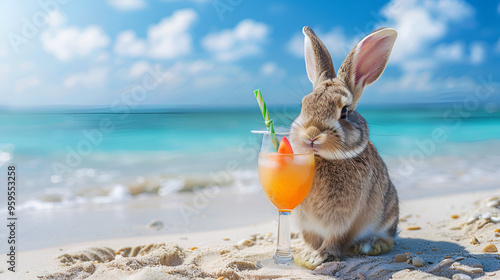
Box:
[0,0,499,108]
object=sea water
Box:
[0,106,499,212]
[1,105,500,251]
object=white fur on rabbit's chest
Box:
[295,207,354,239]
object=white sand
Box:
[6,189,500,280]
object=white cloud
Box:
[149,9,197,58]
[376,71,477,93]
[95,52,109,62]
[114,9,197,59]
[185,60,213,74]
[469,42,485,64]
[498,2,500,14]
[202,19,269,61]
[399,59,436,72]
[0,64,11,83]
[107,0,145,10]
[287,0,473,68]
[64,67,109,88]
[380,0,474,64]
[287,0,478,98]
[41,25,110,61]
[129,60,150,78]
[434,41,464,62]
[371,0,478,94]
[286,34,302,57]
[287,27,359,60]
[114,30,147,57]
[260,61,277,75]
[164,60,213,82]
[186,63,245,89]
[378,71,434,92]
[260,61,286,80]
[318,28,360,59]
[0,42,7,58]
[137,60,214,92]
[496,37,500,53]
[18,61,36,71]
[15,77,40,93]
[131,60,250,106]
[422,0,475,21]
[47,10,67,27]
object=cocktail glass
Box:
[252,131,315,268]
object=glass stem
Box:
[273,210,294,265]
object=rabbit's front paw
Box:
[351,237,393,256]
[295,249,327,269]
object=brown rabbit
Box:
[289,26,399,266]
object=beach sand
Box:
[6,189,500,280]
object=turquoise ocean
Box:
[1,105,500,212]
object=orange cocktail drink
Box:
[252,131,314,268]
[258,153,314,211]
[253,86,314,268]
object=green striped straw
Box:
[253,89,280,152]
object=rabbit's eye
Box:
[340,106,348,119]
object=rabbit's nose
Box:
[305,126,321,140]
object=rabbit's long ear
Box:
[337,28,397,106]
[303,26,335,87]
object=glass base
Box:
[256,257,308,270]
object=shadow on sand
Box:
[313,237,500,279]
